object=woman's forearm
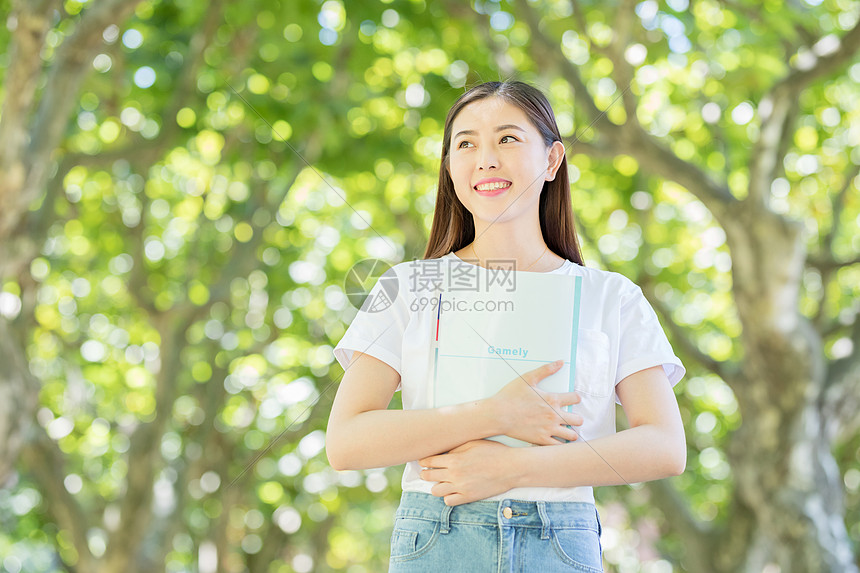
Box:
[327,360,582,472]
[416,367,686,506]
[510,423,687,488]
[326,399,501,471]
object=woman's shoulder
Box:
[562,262,640,292]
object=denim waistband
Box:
[395,492,600,535]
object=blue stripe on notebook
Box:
[567,275,583,412]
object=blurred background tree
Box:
[0,0,858,571]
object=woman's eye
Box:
[457,136,517,148]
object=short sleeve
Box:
[332,265,411,377]
[615,279,685,387]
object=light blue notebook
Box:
[431,269,583,447]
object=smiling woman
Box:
[327,80,686,572]
[444,96,570,270]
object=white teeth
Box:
[475,181,511,191]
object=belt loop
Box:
[536,501,551,540]
[440,504,453,534]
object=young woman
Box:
[327,80,686,572]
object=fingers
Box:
[536,400,583,440]
[555,424,580,443]
[420,468,444,482]
[430,481,457,498]
[562,411,583,427]
[545,414,583,443]
[525,359,564,386]
[537,394,582,424]
[524,424,580,446]
[537,434,564,446]
[418,455,444,468]
[557,391,582,406]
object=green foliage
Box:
[0,0,858,571]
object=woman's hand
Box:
[486,360,583,446]
[419,439,516,506]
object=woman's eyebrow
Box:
[454,124,526,140]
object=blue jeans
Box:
[388,492,603,572]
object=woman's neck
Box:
[458,219,565,272]
[456,241,566,272]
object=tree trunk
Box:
[720,205,856,572]
[0,319,39,487]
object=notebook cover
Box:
[430,266,583,447]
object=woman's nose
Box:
[478,147,498,170]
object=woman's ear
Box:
[545,140,565,181]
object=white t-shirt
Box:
[332,252,685,503]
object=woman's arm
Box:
[419,365,686,505]
[326,352,583,471]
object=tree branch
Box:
[247,520,290,573]
[0,319,41,485]
[609,0,640,122]
[809,163,860,332]
[573,198,740,385]
[627,128,739,220]
[138,340,234,572]
[20,427,96,571]
[0,0,59,240]
[463,4,517,79]
[514,0,610,130]
[747,93,796,209]
[822,313,860,438]
[100,312,193,573]
[126,194,158,315]
[807,254,860,273]
[567,138,616,159]
[748,17,860,207]
[782,16,860,92]
[570,0,640,122]
[103,147,312,569]
[133,340,230,573]
[717,0,817,51]
[811,162,860,269]
[20,0,227,248]
[515,0,740,225]
[59,0,226,175]
[771,99,798,183]
[19,0,143,232]
[639,280,741,385]
[568,0,591,44]
[628,186,740,386]
[646,479,717,573]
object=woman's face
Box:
[447,96,560,227]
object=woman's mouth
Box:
[474,181,512,196]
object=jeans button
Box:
[502,507,513,519]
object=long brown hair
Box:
[422,80,584,267]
